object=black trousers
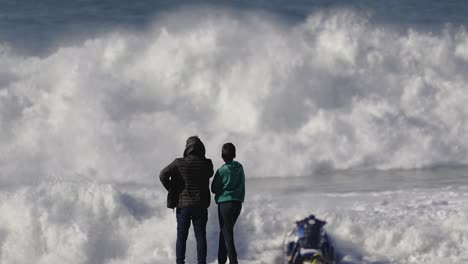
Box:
[217,201,242,264]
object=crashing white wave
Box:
[1,9,468,183]
[0,182,467,264]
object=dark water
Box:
[248,167,468,194]
[1,0,468,54]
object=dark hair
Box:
[221,143,236,161]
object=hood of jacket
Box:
[223,160,242,171]
[183,136,206,157]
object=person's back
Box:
[174,154,213,208]
[212,160,245,203]
[159,136,213,264]
[211,143,245,264]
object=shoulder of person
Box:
[219,163,229,172]
[232,161,244,170]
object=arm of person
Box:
[211,169,221,194]
[240,165,246,200]
[159,160,178,191]
[241,165,245,185]
[207,159,214,178]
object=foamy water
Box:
[2,9,468,184]
[0,181,467,264]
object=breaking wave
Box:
[2,8,468,183]
[0,182,467,263]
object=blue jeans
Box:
[176,207,208,264]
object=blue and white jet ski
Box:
[283,215,336,264]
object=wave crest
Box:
[1,9,468,182]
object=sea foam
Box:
[0,182,467,263]
[1,9,468,183]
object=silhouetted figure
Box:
[160,136,214,264]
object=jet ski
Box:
[283,215,336,264]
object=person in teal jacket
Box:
[211,143,245,264]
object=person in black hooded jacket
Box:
[159,136,214,264]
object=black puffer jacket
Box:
[159,137,214,208]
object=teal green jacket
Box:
[211,161,245,203]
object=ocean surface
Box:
[2,0,468,54]
[1,1,468,263]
